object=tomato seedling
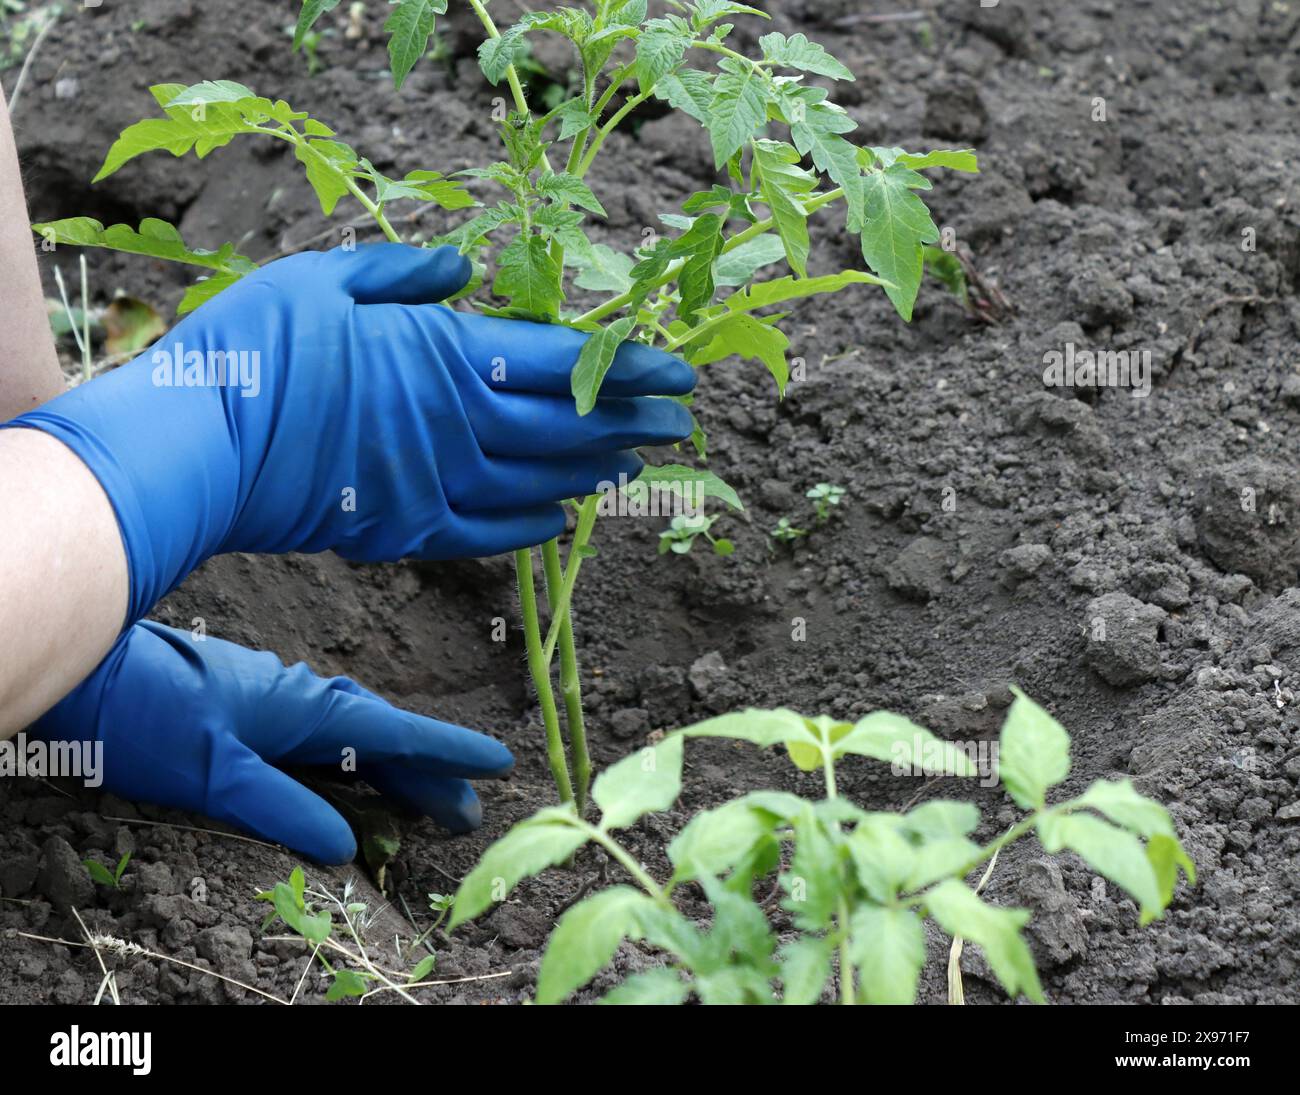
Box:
[34,0,977,814]
[449,690,1195,1005]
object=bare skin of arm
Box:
[0,84,128,738]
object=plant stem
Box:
[542,538,591,816]
[821,746,855,1005]
[514,548,575,804]
[578,821,667,902]
[541,494,600,664]
[576,88,656,177]
[467,0,553,174]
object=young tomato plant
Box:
[33,1,977,815]
[449,691,1195,1005]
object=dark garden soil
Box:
[3,0,1300,1005]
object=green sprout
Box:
[806,482,845,523]
[658,513,733,556]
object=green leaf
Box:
[479,28,527,85]
[759,31,854,81]
[635,21,689,93]
[777,937,832,1005]
[571,315,637,416]
[179,272,244,315]
[849,906,925,1004]
[902,800,980,840]
[892,148,980,174]
[295,139,358,216]
[385,0,444,90]
[846,815,915,902]
[32,217,254,276]
[653,69,715,123]
[555,99,596,141]
[593,735,684,831]
[600,968,689,1005]
[1147,833,1197,905]
[859,163,941,320]
[706,64,769,168]
[407,954,437,983]
[381,168,474,210]
[998,689,1071,810]
[570,241,633,293]
[493,234,563,318]
[714,233,786,287]
[687,312,789,394]
[679,707,811,749]
[665,212,724,324]
[724,268,888,313]
[751,139,814,277]
[325,968,370,1001]
[668,796,776,881]
[449,807,587,929]
[269,881,332,945]
[295,0,342,51]
[635,464,743,511]
[926,879,1043,1003]
[783,806,840,929]
[905,836,982,891]
[95,102,255,181]
[83,859,117,887]
[537,886,658,1004]
[835,710,977,776]
[1037,813,1165,924]
[1072,779,1177,839]
[537,171,607,216]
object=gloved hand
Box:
[34,621,514,863]
[4,243,694,626]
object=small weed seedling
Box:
[806,481,845,523]
[658,513,733,556]
[256,867,441,1003]
[449,691,1194,1005]
[770,516,807,543]
[83,851,131,890]
[36,1,978,813]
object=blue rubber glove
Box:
[33,621,513,863]
[4,243,694,625]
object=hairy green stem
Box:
[542,538,591,816]
[541,495,600,663]
[467,0,554,175]
[576,88,656,177]
[515,548,575,804]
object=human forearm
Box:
[0,428,127,737]
[0,84,62,418]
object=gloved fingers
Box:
[469,390,694,459]
[452,313,697,397]
[444,449,643,511]
[211,748,358,864]
[288,687,516,777]
[432,503,567,557]
[338,243,472,306]
[362,765,484,833]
